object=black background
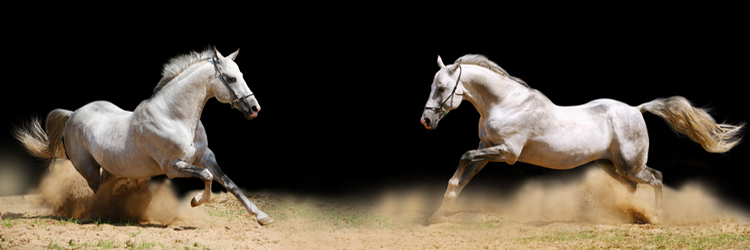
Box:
[2,7,748,209]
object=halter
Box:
[424,66,463,119]
[212,56,254,109]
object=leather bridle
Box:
[212,56,254,110]
[424,66,463,119]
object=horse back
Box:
[68,101,132,138]
[513,98,646,169]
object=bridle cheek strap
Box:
[213,57,254,110]
[424,66,463,118]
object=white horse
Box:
[15,47,273,225]
[421,54,743,222]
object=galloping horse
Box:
[421,54,743,222]
[15,47,273,225]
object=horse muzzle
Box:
[242,105,260,120]
[420,109,444,130]
[234,96,260,120]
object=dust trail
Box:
[379,165,747,225]
[34,160,205,225]
[0,153,32,196]
[496,167,651,224]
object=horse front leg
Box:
[200,148,273,225]
[430,142,517,223]
[431,160,488,222]
[164,160,214,208]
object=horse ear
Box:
[449,58,463,74]
[437,55,446,68]
[212,46,224,59]
[227,48,240,61]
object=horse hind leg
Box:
[68,152,103,193]
[622,164,664,216]
[595,160,637,193]
[62,128,104,193]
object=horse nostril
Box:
[251,105,260,113]
[423,117,431,126]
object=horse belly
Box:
[518,123,611,169]
[95,146,164,178]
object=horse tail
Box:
[638,96,744,153]
[14,109,72,166]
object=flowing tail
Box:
[638,96,744,153]
[14,109,72,166]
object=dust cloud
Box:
[0,154,32,196]
[34,160,204,225]
[378,165,747,225]
[31,160,746,226]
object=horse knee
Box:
[644,168,663,188]
[624,166,664,198]
[448,177,459,188]
[649,168,663,183]
[199,168,213,182]
[166,160,213,181]
[460,151,475,163]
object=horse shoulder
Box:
[131,103,200,165]
[480,104,548,161]
[483,96,552,140]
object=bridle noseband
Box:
[212,56,254,110]
[424,66,463,119]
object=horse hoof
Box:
[190,194,203,207]
[257,215,274,226]
[428,211,447,224]
[428,215,446,224]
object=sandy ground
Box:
[2,161,749,249]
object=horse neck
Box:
[461,66,536,117]
[147,62,214,127]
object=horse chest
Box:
[479,113,530,146]
[136,119,205,162]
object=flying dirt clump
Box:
[34,160,200,225]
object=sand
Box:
[2,160,748,249]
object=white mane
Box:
[153,49,213,93]
[456,54,529,88]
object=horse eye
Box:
[222,75,236,83]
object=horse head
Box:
[211,47,260,120]
[421,55,465,130]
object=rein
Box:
[212,56,254,109]
[424,66,463,119]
